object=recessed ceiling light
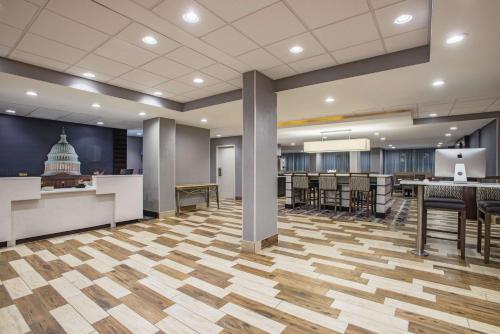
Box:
[388,144,393,147]
[193,77,204,84]
[450,126,457,130]
[432,79,445,87]
[216,134,221,137]
[445,133,451,137]
[394,14,413,25]
[182,11,199,23]
[392,146,396,149]
[438,142,443,145]
[96,121,104,125]
[381,137,386,141]
[429,113,438,117]
[322,136,328,139]
[289,45,304,54]
[153,91,163,96]
[374,132,379,136]
[291,142,295,146]
[142,35,158,45]
[325,96,335,103]
[201,118,208,123]
[83,72,95,78]
[446,33,466,45]
[25,90,37,96]
[137,132,142,136]
[139,112,146,116]
[5,109,16,114]
[91,103,101,108]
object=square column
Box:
[143,118,176,217]
[350,151,361,173]
[242,71,278,252]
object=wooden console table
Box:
[175,183,219,215]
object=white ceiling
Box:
[0,0,429,102]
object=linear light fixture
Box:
[304,138,370,153]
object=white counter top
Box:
[41,186,96,195]
[400,180,500,188]
[283,173,392,177]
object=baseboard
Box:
[235,196,242,200]
[143,210,159,218]
[242,234,278,253]
[159,210,176,218]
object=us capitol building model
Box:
[42,128,81,176]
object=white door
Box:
[217,146,235,199]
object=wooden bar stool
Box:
[476,187,500,263]
[291,174,309,208]
[318,173,341,212]
[423,185,466,259]
[349,173,374,217]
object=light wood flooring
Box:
[0,199,500,334]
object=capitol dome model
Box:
[42,128,81,176]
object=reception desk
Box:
[0,175,143,246]
[284,173,393,217]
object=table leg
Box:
[411,184,428,256]
[216,185,220,209]
[176,190,181,216]
[207,186,210,208]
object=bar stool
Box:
[291,174,309,208]
[476,187,500,263]
[423,185,466,259]
[349,173,374,217]
[318,173,341,212]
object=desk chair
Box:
[349,173,374,217]
[476,187,500,263]
[423,185,466,259]
[318,173,341,212]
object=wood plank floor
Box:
[1,199,500,334]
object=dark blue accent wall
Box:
[468,119,498,176]
[0,114,114,177]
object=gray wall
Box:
[127,136,142,172]
[468,119,498,176]
[210,136,242,198]
[370,148,383,173]
[175,124,210,184]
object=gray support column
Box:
[315,153,323,172]
[370,148,384,173]
[242,71,278,252]
[350,151,361,173]
[143,118,176,217]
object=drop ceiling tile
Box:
[196,0,277,22]
[30,10,109,52]
[0,100,38,116]
[26,0,48,6]
[385,28,428,52]
[47,0,130,35]
[171,95,191,103]
[486,105,500,112]
[314,13,380,52]
[232,2,306,45]
[176,71,220,88]
[10,50,70,71]
[119,69,168,87]
[265,32,325,63]
[0,0,39,29]
[237,48,281,70]
[454,97,496,109]
[204,82,238,94]
[95,38,157,67]
[375,0,429,37]
[109,77,150,92]
[286,0,369,29]
[331,39,385,64]
[227,77,243,88]
[183,89,214,100]
[16,33,85,64]
[369,0,402,9]
[59,113,98,123]
[153,0,225,37]
[449,107,487,115]
[30,108,71,120]
[154,80,196,95]
[202,25,258,57]
[66,66,113,82]
[0,22,23,47]
[115,23,181,55]
[289,53,335,73]
[201,63,240,81]
[165,47,215,69]
[262,64,295,80]
[417,102,453,117]
[131,0,162,9]
[141,56,192,79]
[76,54,133,77]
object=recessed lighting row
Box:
[5,109,16,114]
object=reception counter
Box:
[284,173,393,217]
[0,175,143,246]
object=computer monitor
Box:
[435,148,486,181]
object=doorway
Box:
[216,145,236,200]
